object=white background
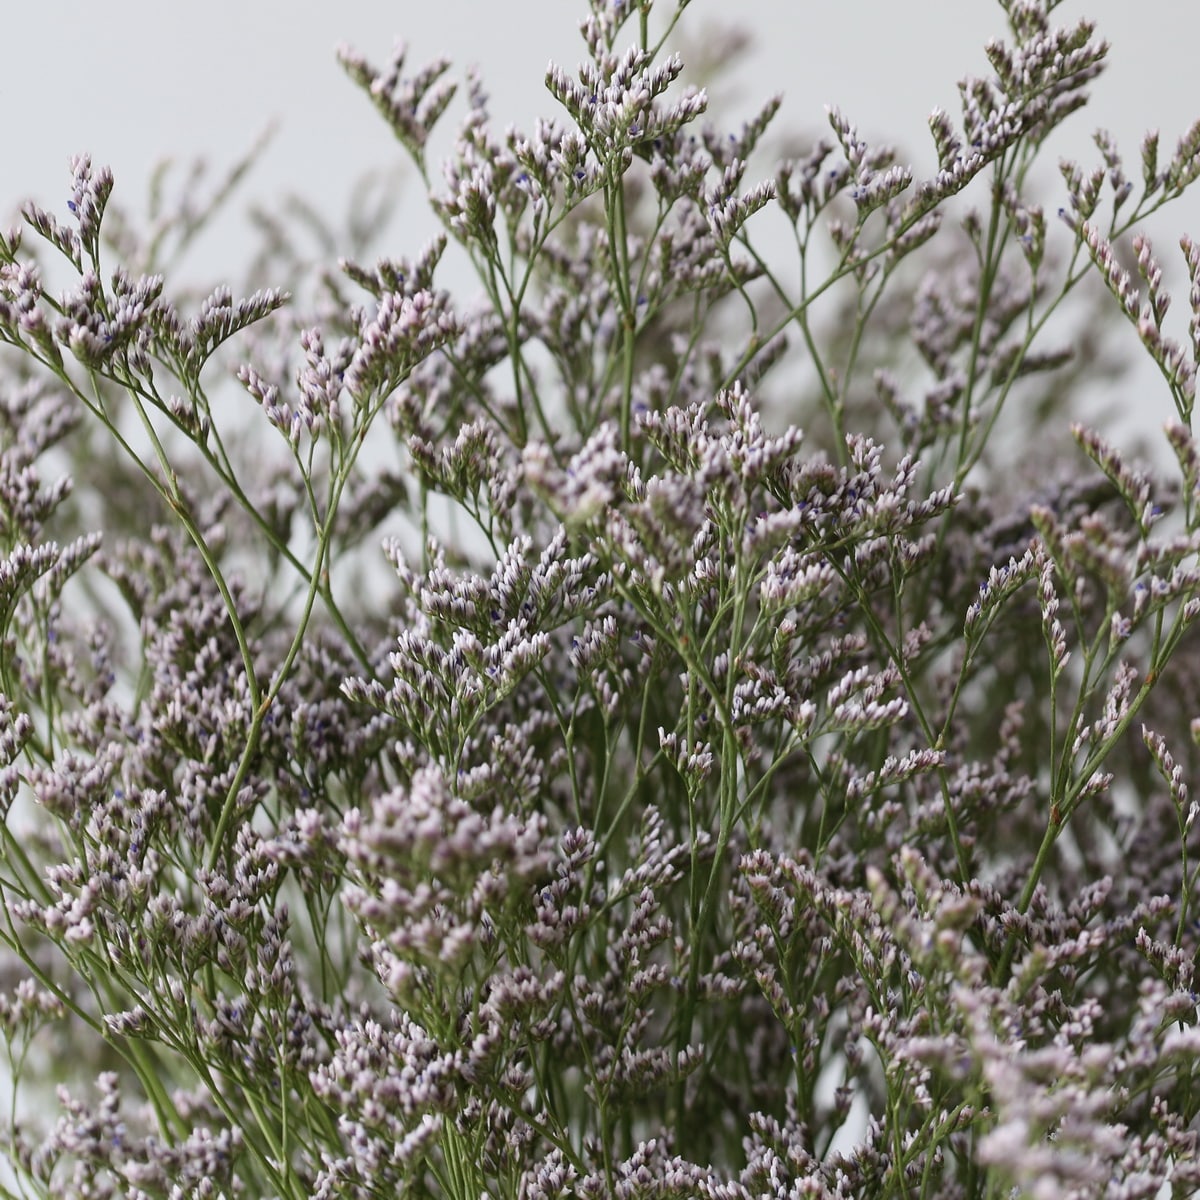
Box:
[5,2,1199,266]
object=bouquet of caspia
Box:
[0,1,1200,1196]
